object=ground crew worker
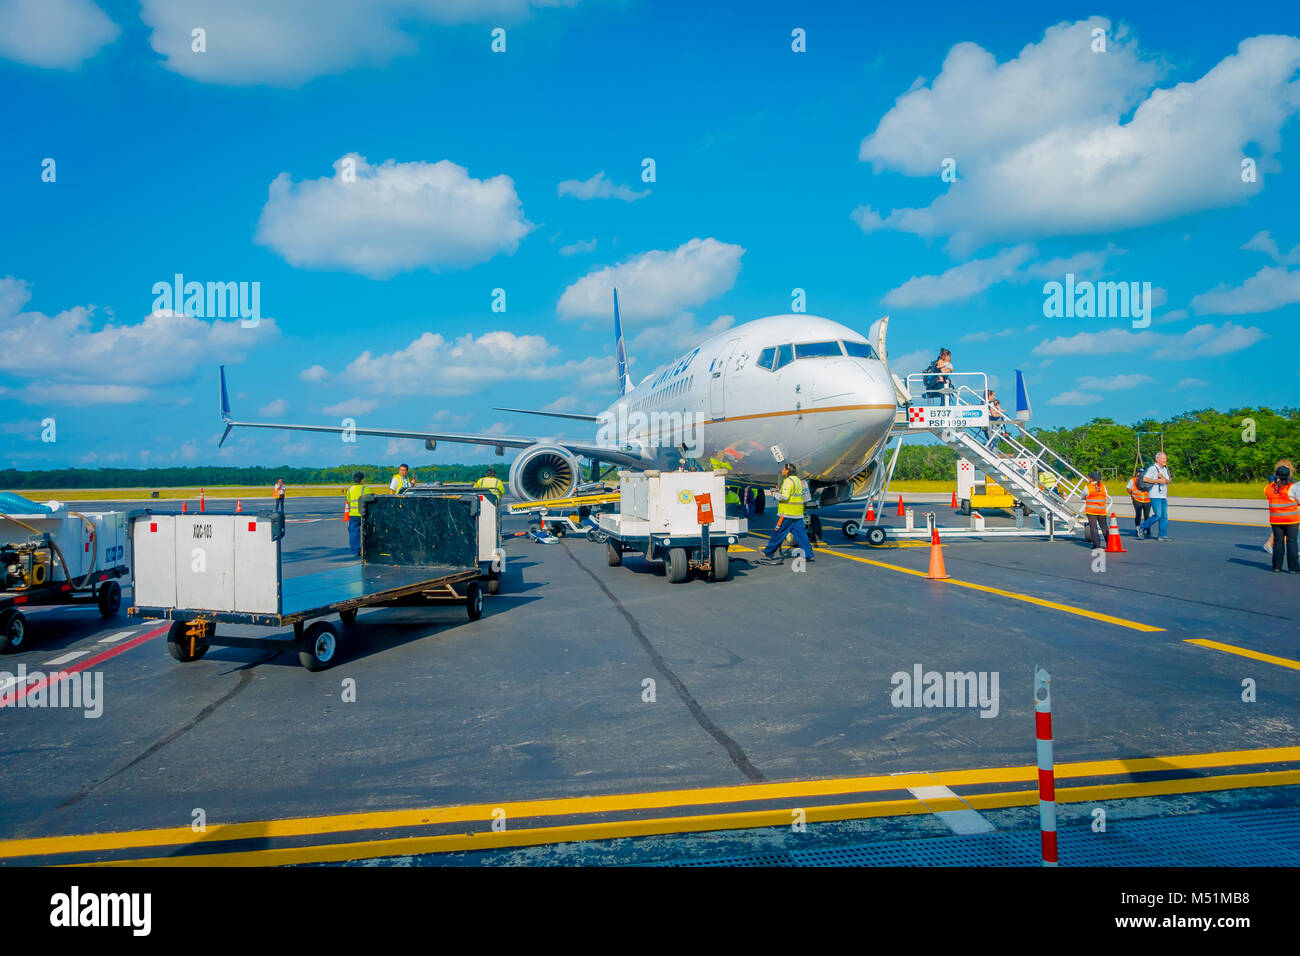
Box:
[1265,463,1300,573]
[1264,458,1295,555]
[389,463,415,495]
[273,477,286,514]
[1083,470,1110,549]
[346,471,369,556]
[1125,466,1150,538]
[473,467,506,500]
[758,463,814,565]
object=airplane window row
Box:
[754,339,878,371]
[631,375,694,412]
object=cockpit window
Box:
[756,346,777,371]
[774,343,794,370]
[842,340,878,360]
[793,341,844,359]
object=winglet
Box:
[614,288,634,397]
[1014,368,1032,421]
[218,366,234,447]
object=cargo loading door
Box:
[709,338,740,421]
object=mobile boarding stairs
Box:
[847,372,1088,542]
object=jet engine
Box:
[508,443,583,501]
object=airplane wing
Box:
[218,367,646,467]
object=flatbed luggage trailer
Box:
[599,469,746,583]
[0,508,130,652]
[404,485,506,594]
[127,495,486,671]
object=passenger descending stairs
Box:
[888,406,1088,533]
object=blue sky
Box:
[3,0,1299,470]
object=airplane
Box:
[218,291,904,512]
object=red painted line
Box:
[0,624,168,708]
[1035,711,1052,740]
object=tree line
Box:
[891,406,1298,482]
[6,407,1297,488]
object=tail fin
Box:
[614,288,634,397]
[1014,368,1032,421]
[218,366,235,447]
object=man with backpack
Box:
[923,349,953,405]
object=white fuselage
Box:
[594,315,897,487]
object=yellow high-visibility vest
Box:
[474,476,506,496]
[346,484,368,515]
[777,476,804,517]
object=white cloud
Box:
[856,22,1300,249]
[179,440,201,461]
[629,313,735,355]
[0,277,278,404]
[1175,377,1208,389]
[959,329,1014,342]
[1075,373,1153,391]
[1026,246,1124,280]
[559,239,598,256]
[1241,230,1300,266]
[1049,390,1103,406]
[258,398,289,416]
[556,238,744,322]
[139,0,580,86]
[300,364,328,382]
[1032,321,1266,358]
[0,0,118,69]
[1190,266,1300,316]
[883,246,1034,307]
[557,172,649,202]
[1155,308,1188,325]
[322,397,381,416]
[340,330,610,397]
[255,154,533,278]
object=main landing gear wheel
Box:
[711,545,730,582]
[465,581,484,621]
[606,541,623,566]
[842,520,861,539]
[666,547,688,584]
[97,580,121,618]
[0,609,27,653]
[865,526,888,547]
[753,492,766,515]
[167,620,210,663]
[809,515,823,543]
[959,498,971,516]
[299,620,340,671]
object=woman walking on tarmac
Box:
[1126,465,1151,539]
[1264,462,1300,573]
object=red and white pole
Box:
[1035,665,1057,866]
[200,487,206,513]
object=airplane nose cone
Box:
[808,359,897,479]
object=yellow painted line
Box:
[81,768,1300,868]
[1185,639,1300,672]
[5,745,1296,861]
[814,545,1164,632]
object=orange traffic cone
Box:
[236,499,243,513]
[896,494,905,516]
[927,526,949,580]
[343,502,350,522]
[1105,512,1127,553]
[950,490,958,508]
[181,500,188,513]
[866,503,876,521]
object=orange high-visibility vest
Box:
[1084,481,1109,516]
[1265,482,1300,524]
[1126,478,1150,504]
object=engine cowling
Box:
[508,443,583,501]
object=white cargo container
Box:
[599,469,747,583]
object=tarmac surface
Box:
[0,494,1296,866]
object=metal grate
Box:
[647,808,1300,867]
